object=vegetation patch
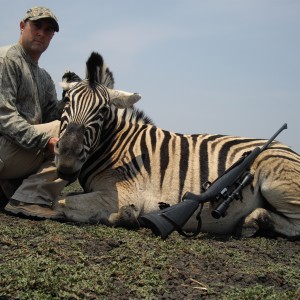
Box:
[0,183,299,299]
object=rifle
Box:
[141,123,288,239]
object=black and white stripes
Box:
[54,52,300,238]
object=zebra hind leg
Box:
[236,207,300,239]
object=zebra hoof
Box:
[109,204,140,229]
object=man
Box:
[0,7,68,218]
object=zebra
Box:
[53,52,300,239]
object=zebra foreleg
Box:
[54,191,118,223]
[236,207,300,239]
[54,192,141,228]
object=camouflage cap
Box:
[23,6,59,32]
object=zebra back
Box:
[79,106,298,201]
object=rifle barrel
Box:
[261,123,287,151]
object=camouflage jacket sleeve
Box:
[0,47,60,150]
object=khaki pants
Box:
[0,120,68,205]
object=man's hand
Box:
[46,137,59,155]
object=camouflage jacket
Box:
[0,43,62,150]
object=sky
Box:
[1,1,299,152]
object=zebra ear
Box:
[107,88,141,108]
[60,70,82,91]
[60,81,78,91]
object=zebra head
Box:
[55,52,141,182]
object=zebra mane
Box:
[116,106,155,126]
[86,52,114,89]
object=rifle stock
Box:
[142,123,287,239]
[142,199,199,239]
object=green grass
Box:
[222,285,298,300]
[0,182,299,299]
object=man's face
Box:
[19,19,55,59]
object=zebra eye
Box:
[63,97,71,109]
[99,106,109,114]
[63,95,70,104]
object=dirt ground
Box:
[1,205,299,299]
